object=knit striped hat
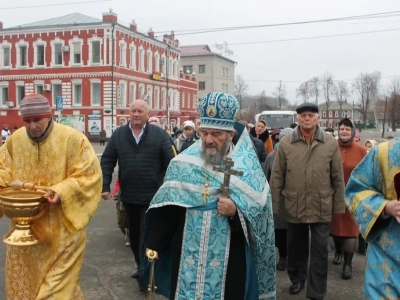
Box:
[20,94,52,121]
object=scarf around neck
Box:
[27,118,54,143]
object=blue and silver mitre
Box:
[198,92,240,131]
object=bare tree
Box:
[255,91,274,112]
[353,71,381,129]
[333,80,349,120]
[321,72,334,126]
[387,76,400,131]
[234,75,248,116]
[308,77,320,105]
[273,80,287,109]
[296,81,311,103]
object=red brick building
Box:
[318,101,364,128]
[0,12,198,139]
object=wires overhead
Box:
[0,0,112,10]
[221,27,400,46]
[154,10,400,36]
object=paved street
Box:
[0,130,397,299]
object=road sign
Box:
[56,96,63,111]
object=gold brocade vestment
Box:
[0,123,102,300]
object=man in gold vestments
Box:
[0,94,102,299]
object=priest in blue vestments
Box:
[141,92,276,300]
[345,137,400,299]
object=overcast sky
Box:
[1,0,399,104]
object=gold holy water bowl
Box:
[0,188,48,246]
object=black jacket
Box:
[250,135,267,164]
[101,122,175,205]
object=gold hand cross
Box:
[202,183,210,204]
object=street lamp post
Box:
[110,22,115,133]
[166,45,171,133]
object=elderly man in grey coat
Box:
[270,102,345,300]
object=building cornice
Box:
[113,24,180,54]
[0,23,106,35]
[181,53,237,64]
[0,71,195,90]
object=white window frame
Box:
[69,38,83,66]
[88,37,102,65]
[118,80,127,107]
[33,39,47,68]
[172,61,177,78]
[183,65,193,74]
[72,79,83,106]
[129,82,136,103]
[168,89,173,109]
[329,111,332,118]
[0,42,12,69]
[119,41,127,68]
[34,80,45,95]
[147,50,153,73]
[138,83,145,100]
[51,38,64,67]
[129,44,136,70]
[323,111,326,117]
[90,79,101,106]
[154,53,160,72]
[119,118,127,126]
[161,88,166,109]
[335,111,338,118]
[172,90,178,110]
[138,46,145,72]
[154,87,160,109]
[146,85,153,107]
[51,79,62,106]
[0,81,9,106]
[16,40,29,68]
[15,81,25,106]
[161,54,166,75]
[168,57,174,78]
[181,92,185,109]
[187,93,191,109]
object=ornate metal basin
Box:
[0,188,48,246]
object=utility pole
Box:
[111,23,115,133]
[166,44,171,133]
[382,96,388,138]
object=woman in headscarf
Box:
[174,120,197,153]
[364,139,378,151]
[330,118,367,279]
[250,120,274,154]
[353,132,361,144]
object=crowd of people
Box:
[0,91,398,300]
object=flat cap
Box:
[296,102,319,114]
